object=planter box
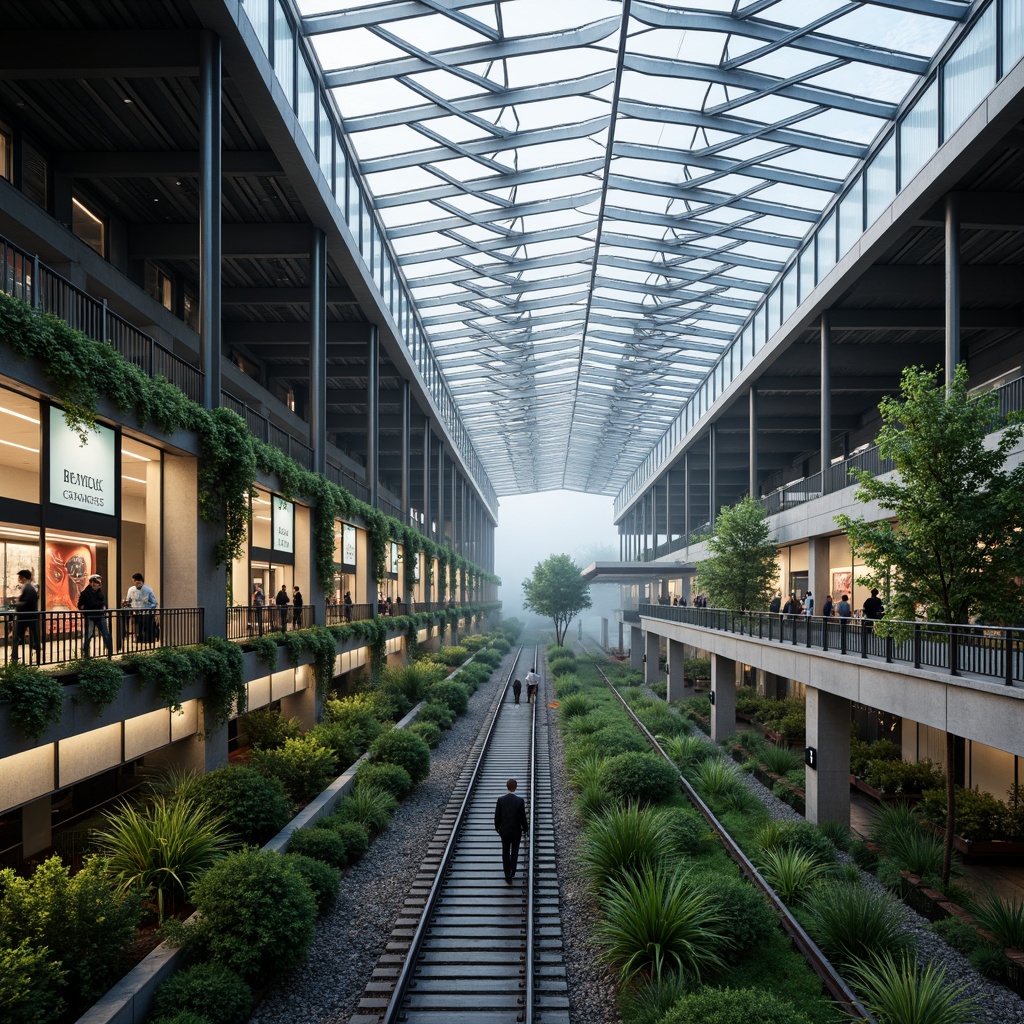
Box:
[756,724,805,750]
[852,777,923,804]
[929,826,1024,863]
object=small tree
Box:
[835,363,1024,885]
[695,496,778,611]
[522,553,592,646]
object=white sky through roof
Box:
[298,0,969,496]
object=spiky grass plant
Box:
[757,847,826,906]
[883,825,946,879]
[569,752,605,791]
[759,742,804,776]
[691,758,744,803]
[972,890,1024,950]
[660,733,720,774]
[333,784,398,835]
[619,970,689,1024]
[558,693,594,721]
[141,765,205,803]
[804,881,915,969]
[846,952,978,1024]
[91,796,232,920]
[816,817,852,853]
[577,780,615,822]
[577,802,670,891]
[869,802,923,850]
[598,866,729,984]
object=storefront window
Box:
[251,488,272,548]
[44,529,116,611]
[1,526,41,609]
[119,437,161,608]
[0,390,41,503]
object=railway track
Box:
[578,641,876,1023]
[353,643,569,1024]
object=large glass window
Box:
[251,487,273,549]
[900,80,939,187]
[816,213,837,280]
[838,183,863,259]
[0,389,40,504]
[865,136,896,226]
[72,195,105,257]
[242,0,270,56]
[297,58,316,151]
[943,6,996,141]
[0,122,11,182]
[119,437,161,608]
[1005,0,1024,72]
[273,1,294,104]
[44,529,116,611]
[1,526,40,609]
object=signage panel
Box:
[49,407,115,516]
[342,523,357,566]
[273,497,294,553]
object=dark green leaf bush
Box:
[550,659,576,678]
[658,806,712,856]
[368,730,431,785]
[366,686,411,723]
[73,658,123,712]
[690,868,779,961]
[150,962,252,1024]
[417,701,455,730]
[553,675,583,698]
[194,765,292,846]
[558,693,593,720]
[289,826,348,867]
[250,736,337,803]
[0,663,64,740]
[0,939,66,1024]
[181,848,317,979]
[322,695,384,747]
[409,721,442,747]
[660,987,812,1024]
[428,680,469,716]
[436,645,469,666]
[308,721,362,770]
[333,820,370,861]
[473,648,501,668]
[863,757,943,794]
[599,751,679,805]
[239,707,301,750]
[0,856,140,1008]
[334,786,398,833]
[355,761,414,798]
[282,854,340,913]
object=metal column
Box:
[945,192,961,386]
[708,426,717,526]
[309,228,326,477]
[367,326,379,510]
[748,386,758,499]
[400,380,410,521]
[199,30,222,411]
[820,311,831,491]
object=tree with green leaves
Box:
[834,363,1024,628]
[695,496,779,611]
[522,554,592,646]
[835,363,1024,886]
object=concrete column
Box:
[710,654,736,742]
[618,620,624,651]
[309,228,327,476]
[945,192,960,385]
[422,422,432,547]
[437,446,445,548]
[645,630,660,686]
[22,796,52,858]
[630,625,643,670]
[198,30,222,411]
[601,617,609,648]
[667,638,686,702]
[680,574,692,605]
[808,535,830,614]
[805,687,852,826]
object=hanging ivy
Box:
[73,659,124,713]
[0,662,64,741]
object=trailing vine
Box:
[281,631,306,668]
[247,635,280,669]
[194,635,247,735]
[73,659,124,713]
[0,662,64,740]
[304,626,339,698]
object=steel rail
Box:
[582,646,877,1023]
[378,644,539,1024]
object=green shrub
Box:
[734,686,763,716]
[660,987,812,1024]
[0,662,63,740]
[579,803,670,890]
[768,821,837,864]
[690,869,778,959]
[920,785,1007,841]
[355,761,414,798]
[436,645,469,666]
[335,785,398,832]
[149,1012,212,1024]
[73,657,124,711]
[883,825,947,879]
[417,701,455,730]
[250,736,337,803]
[180,848,317,979]
[658,806,712,856]
[846,953,978,1024]
[409,721,442,747]
[971,890,1024,950]
[970,941,1008,979]
[870,803,923,850]
[365,686,411,723]
[662,733,720,774]
[368,729,431,785]
[863,758,943,794]
[322,695,384,747]
[194,765,293,846]
[756,847,826,906]
[151,962,252,1024]
[691,758,746,804]
[637,705,689,738]
[308,721,362,770]
[578,723,648,758]
[333,820,370,861]
[379,663,441,703]
[816,818,852,853]
[0,856,140,1007]
[577,780,613,821]
[238,707,301,750]
[289,826,348,867]
[598,866,728,983]
[599,752,679,806]
[281,853,340,912]
[804,881,915,969]
[473,648,501,668]
[550,659,576,678]
[850,736,901,777]
[558,693,593,720]
[427,680,469,716]
[0,940,66,1024]
[760,742,804,776]
[90,795,232,919]
[553,675,583,698]
[930,915,983,955]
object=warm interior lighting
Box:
[0,438,40,453]
[0,404,40,424]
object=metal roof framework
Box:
[298,0,969,496]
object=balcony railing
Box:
[639,604,1024,687]
[226,604,318,641]
[1,607,205,669]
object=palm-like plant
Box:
[846,952,978,1024]
[883,826,946,878]
[334,784,398,835]
[598,865,729,983]
[577,802,669,891]
[661,734,719,774]
[760,742,804,776]
[972,890,1024,949]
[757,847,826,906]
[691,758,744,803]
[569,752,605,791]
[804,881,915,969]
[91,796,232,919]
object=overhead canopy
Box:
[299,0,968,496]
[581,560,695,583]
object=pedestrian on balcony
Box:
[78,574,113,658]
[821,594,834,618]
[837,594,852,618]
[126,572,158,643]
[804,591,814,616]
[863,588,884,632]
[276,585,289,631]
[251,582,265,636]
[12,569,41,664]
[343,590,353,622]
[769,593,782,615]
[292,586,303,629]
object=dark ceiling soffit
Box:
[581,561,696,582]
[55,152,282,176]
[128,223,313,259]
[0,31,200,78]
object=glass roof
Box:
[298,0,968,496]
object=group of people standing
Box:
[10,568,158,663]
[769,588,884,622]
[250,582,304,635]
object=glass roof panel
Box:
[299,0,971,494]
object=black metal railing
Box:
[225,604,318,641]
[639,604,1024,686]
[1,607,205,669]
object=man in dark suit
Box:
[494,778,528,885]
